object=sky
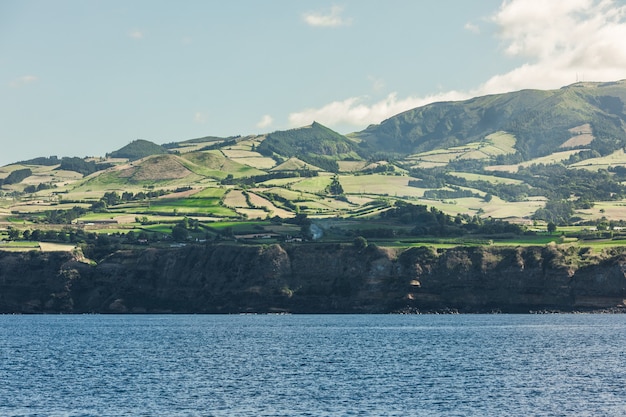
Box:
[1,0,626,166]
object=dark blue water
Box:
[1,314,626,416]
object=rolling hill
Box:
[5,80,626,232]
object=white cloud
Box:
[484,0,626,91]
[194,112,208,124]
[289,91,467,128]
[129,30,144,40]
[303,6,352,27]
[464,22,480,34]
[9,75,38,88]
[289,0,626,131]
[256,114,274,129]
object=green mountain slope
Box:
[355,80,626,159]
[258,122,361,172]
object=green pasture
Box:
[75,212,121,222]
[485,131,516,153]
[148,197,234,213]
[190,187,227,199]
[260,187,324,205]
[570,148,626,171]
[339,174,427,198]
[457,150,487,160]
[296,200,347,215]
[257,177,304,187]
[140,224,177,234]
[478,196,545,219]
[448,172,524,185]
[70,171,162,192]
[205,220,274,234]
[230,157,276,170]
[0,241,40,252]
[237,208,269,219]
[481,145,513,157]
[291,176,333,193]
[486,149,587,173]
[221,149,261,158]
[489,235,563,246]
[575,200,626,221]
[405,133,516,170]
[271,157,326,172]
[578,238,626,248]
[180,150,266,179]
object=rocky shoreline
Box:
[1,243,626,314]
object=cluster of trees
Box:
[12,156,112,176]
[410,160,626,225]
[107,139,167,161]
[58,157,112,176]
[11,206,88,226]
[257,122,354,173]
[380,201,524,237]
[7,227,74,243]
[258,122,355,158]
[171,216,202,241]
[0,168,32,186]
[24,183,55,193]
[326,176,344,196]
[516,164,625,201]
[361,164,397,175]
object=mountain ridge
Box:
[354,80,626,159]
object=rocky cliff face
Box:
[1,243,625,314]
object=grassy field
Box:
[271,157,324,172]
[145,199,238,217]
[223,189,248,208]
[578,238,626,248]
[338,161,368,172]
[405,131,517,169]
[575,200,626,221]
[257,177,305,187]
[0,241,41,252]
[291,176,333,194]
[338,174,428,198]
[448,172,525,185]
[486,149,587,173]
[569,149,626,171]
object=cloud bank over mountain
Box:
[289,0,626,130]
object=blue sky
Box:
[1,0,626,166]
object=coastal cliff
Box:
[1,243,626,313]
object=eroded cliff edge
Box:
[1,243,626,313]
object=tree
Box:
[353,236,368,250]
[7,228,19,240]
[547,222,557,234]
[327,175,344,195]
[172,224,189,241]
[102,191,121,207]
[30,229,42,241]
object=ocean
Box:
[1,314,625,416]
